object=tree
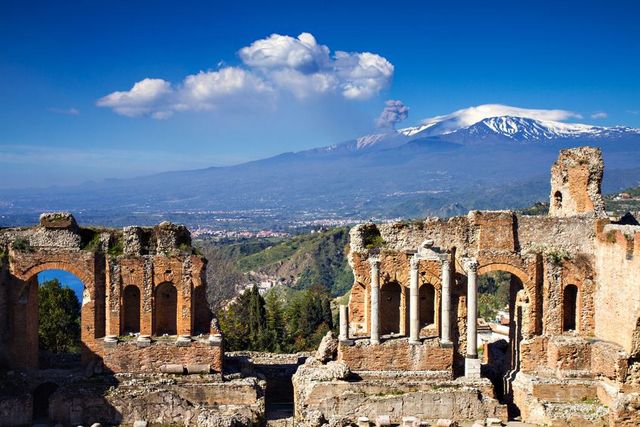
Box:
[218,285,267,351]
[38,279,81,353]
[264,288,287,352]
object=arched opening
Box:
[155,282,177,335]
[554,191,563,210]
[477,269,525,416]
[562,284,578,332]
[36,270,83,369]
[380,281,401,335]
[193,285,212,335]
[419,283,436,326]
[32,382,58,423]
[122,285,141,334]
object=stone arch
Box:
[11,260,97,369]
[155,281,177,335]
[380,280,402,335]
[121,285,141,334]
[562,284,578,332]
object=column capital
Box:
[409,254,419,270]
[368,256,380,268]
[463,257,479,273]
[440,257,450,269]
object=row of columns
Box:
[338,255,480,378]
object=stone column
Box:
[339,304,349,341]
[409,255,420,344]
[440,258,452,346]
[465,258,481,378]
[369,257,380,345]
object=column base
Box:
[439,340,453,348]
[370,338,380,345]
[465,357,481,379]
[339,338,355,346]
[408,339,421,345]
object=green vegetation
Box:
[519,201,549,216]
[107,235,123,257]
[478,271,510,321]
[11,237,34,252]
[197,227,353,303]
[360,226,385,250]
[38,279,81,353]
[218,284,333,352]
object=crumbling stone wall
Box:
[0,213,213,373]
[336,147,640,426]
[594,224,640,356]
[548,146,606,217]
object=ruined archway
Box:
[122,285,141,334]
[380,281,402,335]
[155,281,177,335]
[476,263,530,415]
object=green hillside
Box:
[195,227,354,309]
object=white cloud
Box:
[98,32,394,118]
[97,78,173,118]
[419,104,583,132]
[239,32,330,73]
[591,112,607,119]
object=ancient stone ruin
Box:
[293,147,640,426]
[0,216,264,425]
[1,146,639,426]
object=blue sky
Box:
[1,0,639,187]
[38,269,84,302]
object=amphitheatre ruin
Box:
[1,146,639,426]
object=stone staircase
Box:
[512,371,608,426]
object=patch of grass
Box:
[81,231,102,252]
[546,249,571,265]
[11,237,34,253]
[107,236,123,257]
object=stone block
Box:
[186,364,210,374]
[435,420,457,427]
[136,335,151,348]
[133,422,148,427]
[176,335,192,347]
[160,364,185,374]
[39,212,78,230]
[465,357,481,378]
[402,416,418,427]
[357,416,370,427]
[375,415,391,426]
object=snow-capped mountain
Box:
[341,104,640,150]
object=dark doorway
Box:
[155,282,177,335]
[193,285,212,335]
[32,382,58,422]
[122,285,141,334]
[419,283,436,326]
[380,281,401,335]
[563,284,578,332]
